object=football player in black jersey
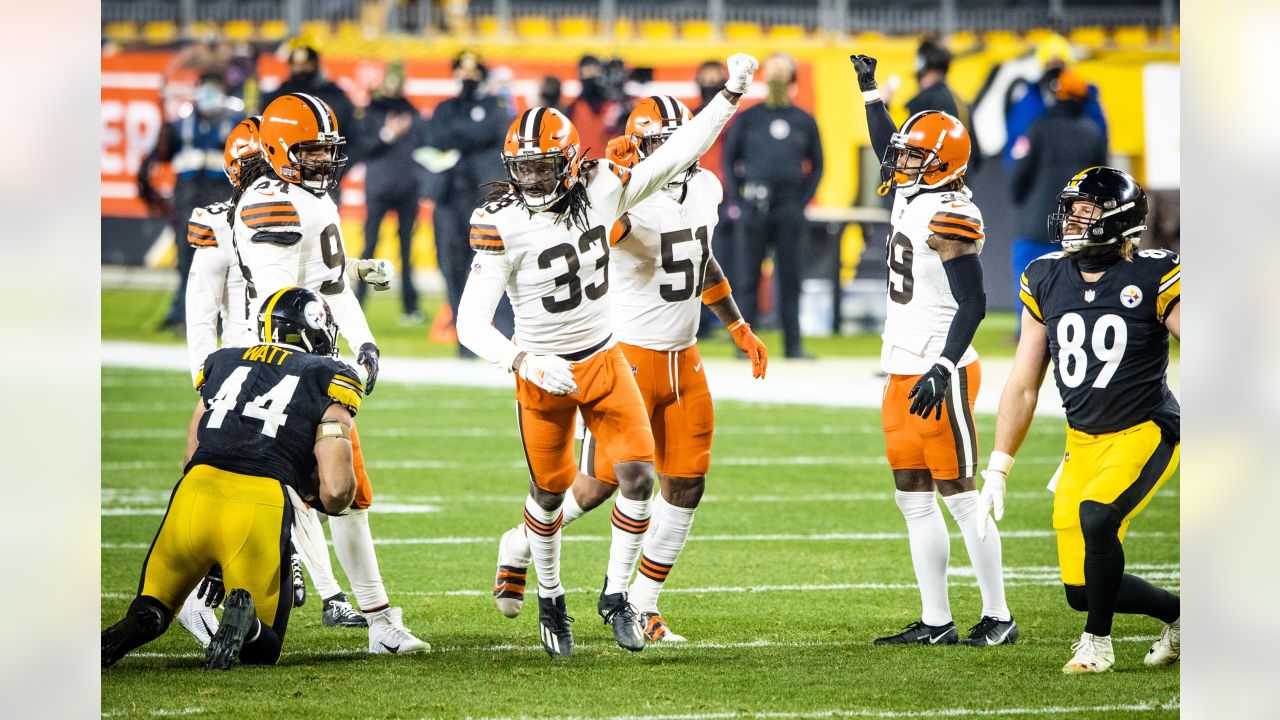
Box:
[975,167,1180,674]
[103,287,365,670]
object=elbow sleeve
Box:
[940,253,986,364]
[866,101,897,160]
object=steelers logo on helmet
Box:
[625,96,697,186]
[878,110,970,197]
[303,300,327,329]
[502,107,583,211]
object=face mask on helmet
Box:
[879,138,934,196]
[289,137,349,192]
[1049,193,1146,254]
[504,153,570,210]
[257,291,340,357]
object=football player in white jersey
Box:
[177,117,396,647]
[851,54,1015,647]
[488,96,768,644]
[457,54,758,658]
[235,93,427,654]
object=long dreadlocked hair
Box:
[229,156,273,212]
[478,159,600,231]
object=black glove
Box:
[849,54,879,92]
[196,565,225,608]
[357,343,380,395]
[907,363,951,420]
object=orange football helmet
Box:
[621,95,697,185]
[878,110,970,196]
[502,107,582,210]
[223,116,264,187]
[260,93,348,193]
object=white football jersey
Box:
[881,187,985,375]
[185,202,255,380]
[610,170,722,351]
[232,177,375,355]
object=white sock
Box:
[629,494,696,613]
[942,490,1011,622]
[606,494,652,595]
[895,490,952,627]
[329,508,389,611]
[524,495,564,598]
[291,505,343,599]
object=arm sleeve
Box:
[185,247,228,383]
[865,100,897,161]
[721,116,743,205]
[939,253,987,366]
[617,92,739,215]
[801,114,824,203]
[326,285,377,355]
[456,250,523,371]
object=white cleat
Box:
[175,590,219,648]
[1144,618,1180,666]
[493,526,532,618]
[1063,632,1115,674]
[367,607,429,655]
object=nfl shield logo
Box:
[1083,289,1096,302]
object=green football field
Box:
[100,365,1179,719]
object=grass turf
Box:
[100,366,1179,719]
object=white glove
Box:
[976,450,1014,540]
[518,353,578,396]
[346,259,394,291]
[725,53,759,95]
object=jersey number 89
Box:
[1057,312,1128,389]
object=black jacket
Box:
[358,95,428,200]
[722,103,824,205]
[1010,101,1108,241]
[424,94,509,206]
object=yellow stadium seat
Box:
[1113,26,1151,48]
[724,22,763,42]
[1024,28,1057,45]
[516,17,554,40]
[475,16,501,38]
[143,21,178,45]
[852,31,886,44]
[259,20,289,42]
[982,30,1021,51]
[222,20,255,42]
[767,25,807,42]
[948,30,979,52]
[639,20,676,42]
[103,21,138,44]
[681,19,713,41]
[186,21,219,40]
[300,20,332,43]
[1068,26,1107,49]
[336,20,364,40]
[1170,26,1180,47]
[558,16,594,39]
[612,18,634,41]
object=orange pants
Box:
[882,361,981,480]
[516,346,655,493]
[350,423,373,509]
[584,343,714,482]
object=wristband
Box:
[726,319,746,334]
[987,450,1015,475]
[862,89,881,104]
[934,357,957,375]
[510,351,527,373]
[701,278,732,305]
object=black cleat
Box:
[960,616,1019,647]
[205,589,257,670]
[101,601,168,669]
[874,620,958,646]
[538,594,574,658]
[322,593,367,627]
[597,576,644,652]
[291,554,306,608]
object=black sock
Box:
[1080,501,1124,636]
[238,621,282,665]
[1115,573,1180,624]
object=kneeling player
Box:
[491,96,768,643]
[102,287,364,669]
[978,167,1181,673]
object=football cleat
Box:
[494,526,531,618]
[597,577,644,652]
[641,612,687,643]
[176,591,219,648]
[1144,618,1180,666]
[1063,632,1115,674]
[874,620,958,646]
[291,554,306,607]
[959,616,1019,647]
[101,599,169,669]
[322,593,368,627]
[538,594,574,659]
[366,607,430,655]
[205,589,257,671]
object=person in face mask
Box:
[139,71,245,332]
[419,51,514,354]
[263,44,357,195]
[354,60,430,323]
[566,55,626,164]
[721,53,824,358]
[539,76,565,115]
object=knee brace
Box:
[1063,584,1089,612]
[1079,500,1123,554]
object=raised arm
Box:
[850,54,897,160]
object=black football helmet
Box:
[257,286,339,356]
[1049,166,1148,253]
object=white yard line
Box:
[466,702,1178,720]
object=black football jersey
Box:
[1020,249,1181,439]
[190,343,364,495]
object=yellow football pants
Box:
[1053,420,1179,585]
[138,464,294,638]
